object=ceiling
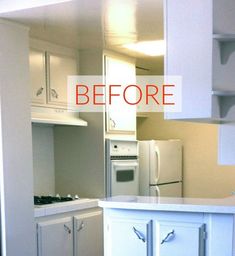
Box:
[0,0,164,73]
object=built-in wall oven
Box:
[106,139,139,197]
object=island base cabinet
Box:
[105,218,152,256]
[100,200,235,256]
[156,221,205,256]
[37,217,73,256]
[74,210,103,256]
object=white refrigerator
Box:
[139,140,182,197]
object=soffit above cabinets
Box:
[0,0,163,64]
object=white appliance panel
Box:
[106,139,139,197]
[149,182,182,197]
[152,140,182,184]
[109,140,138,156]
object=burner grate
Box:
[34,196,74,205]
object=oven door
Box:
[111,160,139,196]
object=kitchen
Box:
[0,0,235,256]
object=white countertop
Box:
[35,198,99,217]
[98,195,235,214]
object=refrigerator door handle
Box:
[150,185,160,197]
[155,147,161,184]
[155,185,160,197]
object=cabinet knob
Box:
[64,224,71,234]
[77,221,85,232]
[161,230,175,244]
[133,226,146,243]
[36,87,44,96]
[51,88,59,99]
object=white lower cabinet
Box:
[36,209,103,256]
[106,218,152,256]
[37,217,73,256]
[74,211,103,256]
[103,211,211,256]
[156,221,205,256]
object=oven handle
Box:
[112,162,139,167]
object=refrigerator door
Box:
[139,141,151,196]
[150,140,182,185]
[149,182,182,197]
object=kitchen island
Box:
[99,195,235,256]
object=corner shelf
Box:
[213,34,235,64]
[212,90,235,96]
[213,33,235,42]
[212,90,235,119]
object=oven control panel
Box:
[108,139,138,156]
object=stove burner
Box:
[34,195,75,205]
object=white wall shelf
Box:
[212,90,235,96]
[213,33,235,42]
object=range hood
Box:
[31,106,87,126]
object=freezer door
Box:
[152,140,182,184]
[150,182,182,197]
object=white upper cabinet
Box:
[105,55,136,134]
[79,49,136,136]
[30,49,46,105]
[165,0,235,122]
[47,52,78,107]
[29,39,78,109]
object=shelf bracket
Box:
[218,41,235,64]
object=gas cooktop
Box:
[34,195,80,205]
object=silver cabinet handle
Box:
[161,230,175,244]
[110,118,116,128]
[64,224,71,234]
[133,227,146,243]
[77,221,85,232]
[51,88,59,99]
[36,87,44,96]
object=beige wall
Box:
[137,113,235,198]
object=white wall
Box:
[32,125,55,195]
[137,113,235,198]
[0,20,36,256]
[54,113,105,198]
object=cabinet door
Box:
[30,49,46,105]
[105,56,136,133]
[156,221,205,256]
[37,217,73,256]
[164,0,212,120]
[74,210,103,256]
[47,52,78,107]
[106,218,152,256]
